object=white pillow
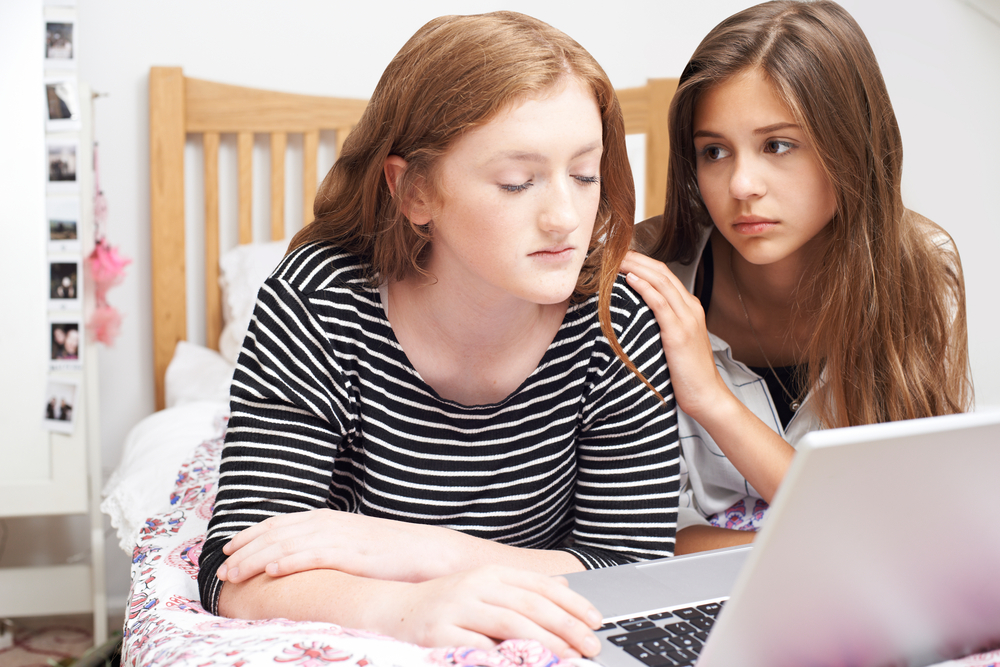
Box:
[101,400,227,552]
[165,340,235,408]
[218,239,288,365]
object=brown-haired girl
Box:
[197,11,679,658]
[623,0,971,555]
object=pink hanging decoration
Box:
[86,143,131,345]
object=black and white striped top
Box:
[198,243,680,614]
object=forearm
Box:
[218,563,606,659]
[218,568,394,627]
[452,535,587,576]
[674,525,755,556]
[416,523,588,577]
[689,390,794,503]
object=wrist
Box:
[356,578,412,634]
[683,375,742,426]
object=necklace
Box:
[728,246,801,412]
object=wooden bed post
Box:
[150,67,186,410]
[644,78,678,220]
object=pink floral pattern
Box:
[119,432,579,667]
[118,425,1000,667]
[707,497,769,531]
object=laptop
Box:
[565,410,1000,667]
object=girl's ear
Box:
[384,155,433,226]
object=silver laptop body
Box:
[566,410,1000,667]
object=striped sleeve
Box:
[559,279,680,567]
[198,252,358,614]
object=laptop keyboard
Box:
[599,600,726,666]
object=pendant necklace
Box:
[728,246,802,412]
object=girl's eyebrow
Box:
[490,142,603,164]
[753,122,799,135]
[693,122,800,140]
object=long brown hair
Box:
[650,0,971,426]
[290,11,646,388]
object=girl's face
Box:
[422,76,602,306]
[693,69,837,268]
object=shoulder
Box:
[565,276,658,341]
[608,273,648,315]
[271,242,373,295]
[607,275,662,345]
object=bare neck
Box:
[386,274,567,406]
[707,230,817,368]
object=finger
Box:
[223,511,316,554]
[479,590,597,658]
[489,571,602,656]
[625,268,705,334]
[469,601,575,658]
[620,250,673,277]
[623,256,691,303]
[224,525,326,582]
[261,548,350,578]
[625,272,683,329]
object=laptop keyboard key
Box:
[662,648,697,666]
[668,634,703,652]
[663,621,697,636]
[672,607,703,621]
[696,602,722,617]
[624,644,673,666]
[620,620,656,631]
[689,616,715,632]
[647,611,675,621]
[661,648,698,667]
[640,639,671,653]
[608,627,669,646]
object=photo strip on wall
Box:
[41,0,84,434]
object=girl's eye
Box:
[575,175,600,186]
[764,140,794,155]
[500,181,532,193]
[700,145,730,161]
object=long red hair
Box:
[291,12,649,390]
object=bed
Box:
[102,68,999,667]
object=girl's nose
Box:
[729,156,766,200]
[539,180,581,234]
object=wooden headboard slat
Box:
[184,77,369,134]
[643,79,678,221]
[302,130,320,227]
[616,86,649,136]
[203,132,222,352]
[334,128,350,159]
[150,67,189,410]
[237,132,254,244]
[270,132,287,241]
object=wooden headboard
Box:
[149,67,677,410]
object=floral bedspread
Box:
[121,430,1000,667]
[121,432,568,667]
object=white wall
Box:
[65,0,1000,606]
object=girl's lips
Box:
[732,218,777,235]
[531,246,574,259]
